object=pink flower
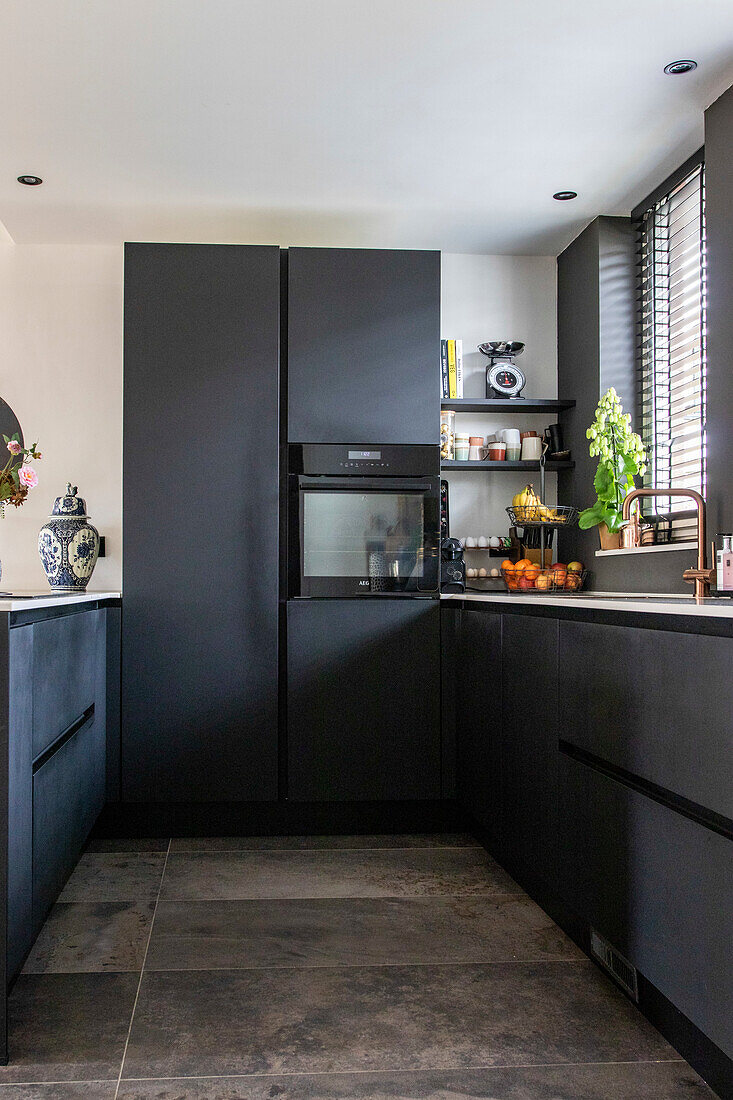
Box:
[18,465,38,489]
[7,440,22,455]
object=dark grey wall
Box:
[705,85,733,544]
[558,217,695,594]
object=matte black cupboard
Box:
[0,598,119,1061]
[446,598,733,1097]
[122,243,281,805]
[121,243,443,816]
[287,247,441,445]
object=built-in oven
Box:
[287,444,440,597]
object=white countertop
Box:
[441,590,733,618]
[0,590,121,612]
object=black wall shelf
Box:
[442,459,574,471]
[440,398,575,414]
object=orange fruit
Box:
[514,557,532,573]
[500,559,514,573]
[524,564,540,582]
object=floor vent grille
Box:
[590,929,639,1002]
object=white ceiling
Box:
[2,0,733,255]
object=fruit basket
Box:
[500,560,588,594]
[506,503,578,528]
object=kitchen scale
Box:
[478,341,526,399]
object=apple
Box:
[518,574,535,590]
[567,561,584,574]
[535,572,551,590]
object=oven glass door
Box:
[295,478,439,596]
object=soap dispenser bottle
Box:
[717,534,733,592]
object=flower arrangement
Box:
[1,433,41,517]
[578,388,647,534]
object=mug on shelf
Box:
[455,435,470,461]
[504,428,521,460]
[487,440,506,461]
[521,435,544,460]
[468,436,484,461]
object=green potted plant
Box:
[578,388,647,550]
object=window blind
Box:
[636,159,707,540]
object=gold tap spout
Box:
[622,487,714,599]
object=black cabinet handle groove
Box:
[32,705,95,774]
[559,739,733,842]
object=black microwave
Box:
[287,444,441,598]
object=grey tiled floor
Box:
[0,835,716,1099]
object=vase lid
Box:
[50,483,89,518]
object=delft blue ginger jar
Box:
[38,483,100,591]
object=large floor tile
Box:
[159,848,520,901]
[168,834,478,853]
[146,895,580,971]
[117,1062,715,1099]
[58,854,166,903]
[86,838,170,853]
[0,1084,117,1098]
[22,902,155,974]
[121,961,674,1079]
[0,973,139,1083]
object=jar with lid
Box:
[440,410,456,460]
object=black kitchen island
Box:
[0,591,121,1061]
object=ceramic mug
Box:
[521,435,543,460]
[487,441,506,461]
[504,428,521,461]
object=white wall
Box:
[440,253,558,550]
[0,246,557,591]
[0,245,122,590]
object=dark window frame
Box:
[633,148,707,539]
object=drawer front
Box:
[559,754,733,1059]
[32,713,106,927]
[558,619,733,820]
[32,611,100,759]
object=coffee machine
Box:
[441,538,466,593]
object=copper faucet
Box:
[622,487,715,599]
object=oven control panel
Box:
[289,444,440,478]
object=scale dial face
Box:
[488,361,526,397]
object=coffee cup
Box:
[521,435,543,460]
[504,428,521,461]
[487,441,506,461]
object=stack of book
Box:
[440,339,463,398]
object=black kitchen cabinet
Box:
[559,754,733,1062]
[32,709,105,926]
[5,605,111,983]
[286,599,441,801]
[558,620,733,820]
[287,248,440,444]
[455,608,502,840]
[500,613,559,884]
[123,243,280,803]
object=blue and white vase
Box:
[38,483,100,591]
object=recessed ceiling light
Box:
[664,59,697,75]
[17,175,43,186]
[553,191,577,201]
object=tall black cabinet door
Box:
[287,600,441,801]
[287,248,440,444]
[123,244,280,802]
[456,609,502,841]
[501,613,559,883]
